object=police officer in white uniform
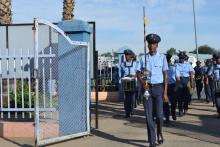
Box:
[164,54,180,123]
[208,54,220,118]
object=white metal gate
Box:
[33,18,90,146]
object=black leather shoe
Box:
[172,115,177,120]
[183,109,188,115]
[164,119,170,126]
[179,111,183,117]
[124,114,130,118]
[149,143,156,147]
[157,134,164,145]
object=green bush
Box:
[9,80,35,108]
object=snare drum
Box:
[121,77,136,91]
[214,81,220,93]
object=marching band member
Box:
[120,49,138,118]
[176,52,194,116]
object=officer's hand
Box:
[163,93,169,102]
[142,81,147,90]
[143,84,148,90]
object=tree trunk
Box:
[63,0,75,20]
[0,0,12,24]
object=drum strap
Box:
[124,61,134,76]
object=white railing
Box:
[0,48,56,119]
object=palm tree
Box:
[0,0,12,24]
[62,0,75,20]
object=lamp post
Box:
[193,0,198,60]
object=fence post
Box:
[33,18,40,147]
[94,51,99,129]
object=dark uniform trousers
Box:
[143,84,163,144]
[178,77,190,112]
[214,93,220,115]
[204,83,212,101]
[124,91,136,116]
[209,79,216,104]
[163,83,177,120]
[137,85,143,105]
[195,80,203,99]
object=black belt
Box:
[149,83,163,87]
[180,77,189,80]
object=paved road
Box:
[0,98,219,147]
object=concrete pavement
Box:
[0,99,219,147]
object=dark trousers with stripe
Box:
[143,84,164,144]
[164,83,177,120]
[204,83,212,102]
[124,91,135,116]
[195,80,203,99]
[214,93,220,116]
[178,77,190,112]
[209,80,216,104]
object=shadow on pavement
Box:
[188,106,217,112]
[92,129,147,147]
[91,100,220,145]
[1,137,33,147]
[164,112,220,145]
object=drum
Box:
[214,81,220,93]
[187,80,195,96]
[121,77,136,91]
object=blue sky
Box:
[13,0,220,54]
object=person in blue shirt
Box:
[137,34,168,147]
[163,54,180,124]
[184,55,195,104]
[120,49,138,118]
[208,56,217,105]
[194,61,203,100]
[175,52,195,116]
[202,60,212,103]
[208,54,220,119]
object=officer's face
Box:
[125,55,133,61]
[205,61,209,66]
[179,57,185,63]
[148,43,158,53]
[217,57,220,64]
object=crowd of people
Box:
[120,33,220,147]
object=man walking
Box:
[137,34,168,147]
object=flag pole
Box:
[193,0,198,60]
[143,6,147,74]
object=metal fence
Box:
[0,21,96,120]
[0,18,91,146]
[91,57,119,92]
[0,48,35,119]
